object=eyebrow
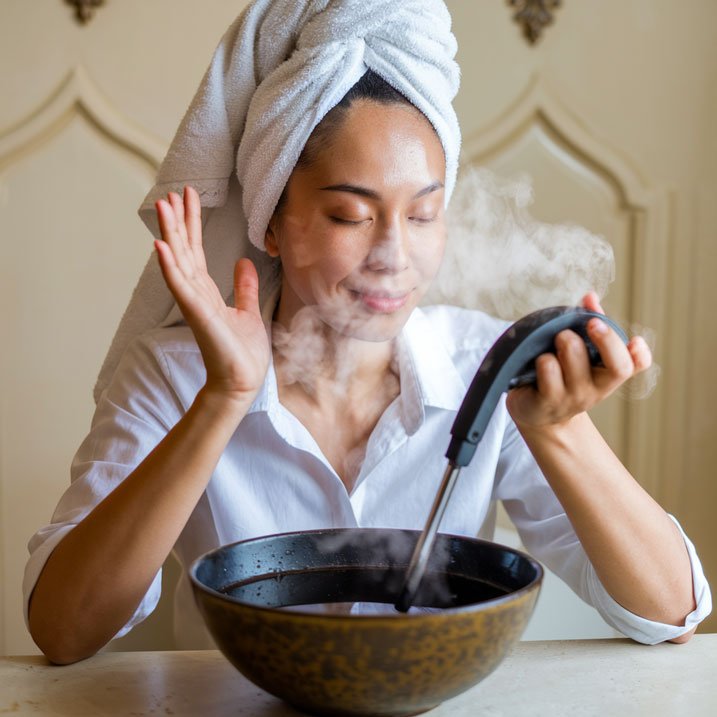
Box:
[318,180,444,201]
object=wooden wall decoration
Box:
[508,0,561,45]
[65,0,106,25]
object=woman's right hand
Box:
[154,186,270,405]
[30,186,270,663]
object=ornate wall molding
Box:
[65,0,106,25]
[0,65,164,174]
[508,0,561,45]
[461,76,671,499]
[462,76,655,206]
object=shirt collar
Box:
[246,303,468,431]
[396,307,467,435]
[245,285,281,416]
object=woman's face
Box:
[266,99,447,342]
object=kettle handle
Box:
[446,307,629,467]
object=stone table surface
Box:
[1,635,715,716]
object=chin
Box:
[325,305,416,343]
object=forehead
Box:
[298,101,446,192]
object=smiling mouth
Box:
[348,289,412,314]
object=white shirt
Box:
[23,305,711,647]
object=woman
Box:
[24,0,710,664]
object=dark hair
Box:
[274,70,419,214]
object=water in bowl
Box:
[219,565,510,613]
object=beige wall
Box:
[452,0,717,632]
[0,0,715,656]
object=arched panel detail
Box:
[0,65,170,656]
[463,75,654,208]
[461,75,671,499]
[0,65,165,173]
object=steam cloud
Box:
[426,166,658,398]
[271,299,400,483]
[426,166,616,317]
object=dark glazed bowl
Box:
[190,528,542,717]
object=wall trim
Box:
[0,65,164,172]
[0,65,165,655]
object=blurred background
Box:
[1,0,715,655]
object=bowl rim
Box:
[188,527,544,619]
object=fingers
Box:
[154,238,191,307]
[586,318,636,392]
[155,186,207,277]
[167,191,189,245]
[555,330,591,394]
[533,324,634,409]
[533,352,563,398]
[183,185,201,243]
[581,291,604,315]
[183,186,208,271]
[628,335,653,374]
[512,309,655,429]
[233,258,261,316]
[156,194,193,277]
[533,330,591,396]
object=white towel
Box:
[94,0,461,402]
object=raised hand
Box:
[154,186,270,404]
[506,292,652,429]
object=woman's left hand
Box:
[506,292,653,429]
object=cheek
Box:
[276,214,328,269]
[277,224,320,271]
[280,224,365,289]
[312,251,364,289]
[411,229,447,282]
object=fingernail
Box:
[591,319,608,334]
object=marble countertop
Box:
[1,635,715,716]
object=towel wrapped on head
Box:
[95,0,461,402]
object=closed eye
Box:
[330,216,368,225]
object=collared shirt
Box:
[23,306,711,647]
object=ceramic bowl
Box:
[190,528,542,717]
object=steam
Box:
[271,301,400,483]
[427,166,659,399]
[426,166,615,319]
[621,323,660,400]
[272,305,348,393]
[312,529,455,612]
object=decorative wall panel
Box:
[456,76,670,497]
[66,0,106,25]
[0,66,161,655]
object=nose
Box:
[365,217,410,274]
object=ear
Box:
[265,216,280,258]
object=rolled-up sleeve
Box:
[582,515,712,644]
[493,418,712,644]
[23,332,186,638]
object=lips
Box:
[348,288,412,314]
